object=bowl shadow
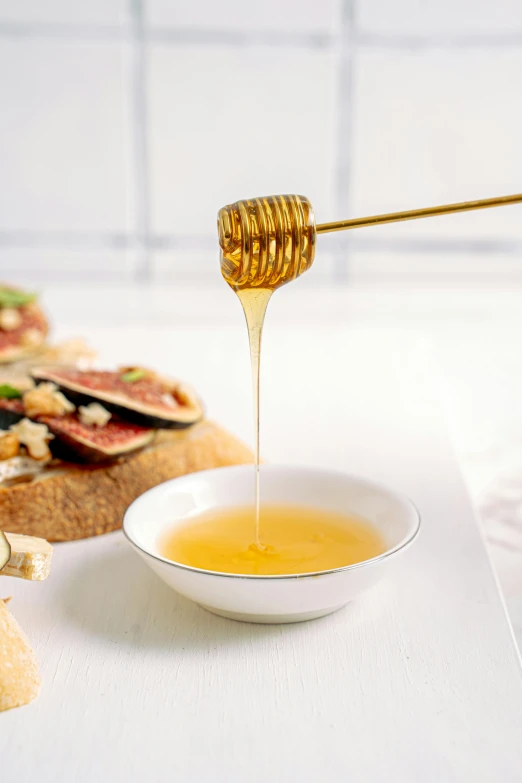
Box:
[61,542,333,651]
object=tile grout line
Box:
[333,0,356,284]
[2,231,522,255]
[129,0,151,282]
[0,21,522,49]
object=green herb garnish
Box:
[121,369,146,383]
[0,287,37,309]
[0,384,22,399]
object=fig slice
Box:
[0,289,48,364]
[31,367,204,429]
[0,398,154,464]
[0,398,25,430]
[0,531,11,571]
[39,412,155,463]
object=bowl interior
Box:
[123,464,419,565]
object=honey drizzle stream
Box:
[218,195,316,548]
[235,288,272,547]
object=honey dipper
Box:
[218,192,522,289]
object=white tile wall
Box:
[0,39,134,234]
[148,44,338,236]
[350,49,522,241]
[0,0,128,26]
[348,251,522,286]
[0,0,522,284]
[147,0,340,34]
[151,250,337,285]
[0,248,136,285]
[358,0,522,36]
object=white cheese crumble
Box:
[0,308,22,331]
[23,382,75,418]
[78,402,112,428]
[10,418,54,460]
[161,392,177,409]
[0,455,43,483]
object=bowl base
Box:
[199,603,347,624]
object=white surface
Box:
[37,281,522,645]
[1,326,522,782]
[124,464,419,622]
[1,2,522,283]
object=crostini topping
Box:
[21,329,44,349]
[23,382,75,419]
[121,368,146,383]
[0,384,23,399]
[78,402,112,428]
[0,455,43,484]
[0,432,20,461]
[0,308,23,331]
[0,286,37,309]
[9,418,54,461]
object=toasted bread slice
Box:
[0,598,41,711]
[0,420,253,541]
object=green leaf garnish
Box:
[0,287,37,309]
[121,369,146,383]
[0,384,22,399]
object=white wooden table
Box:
[2,323,522,782]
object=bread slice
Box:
[0,420,253,541]
[0,598,41,712]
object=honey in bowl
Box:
[159,504,385,576]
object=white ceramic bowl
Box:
[123,464,420,624]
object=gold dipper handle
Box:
[316,193,522,234]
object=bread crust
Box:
[0,421,253,541]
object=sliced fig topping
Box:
[31,367,204,429]
[0,398,25,430]
[0,289,48,364]
[0,397,153,463]
[39,412,154,463]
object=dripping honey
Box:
[218,195,316,546]
[198,191,382,576]
[159,505,385,576]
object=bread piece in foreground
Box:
[0,420,253,541]
[0,599,41,712]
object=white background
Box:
[0,0,521,285]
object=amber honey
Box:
[159,504,385,576]
[214,194,387,574]
[218,195,316,545]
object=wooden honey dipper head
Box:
[218,195,316,291]
[218,191,522,290]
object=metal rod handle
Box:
[315,193,522,234]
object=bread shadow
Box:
[62,542,303,651]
